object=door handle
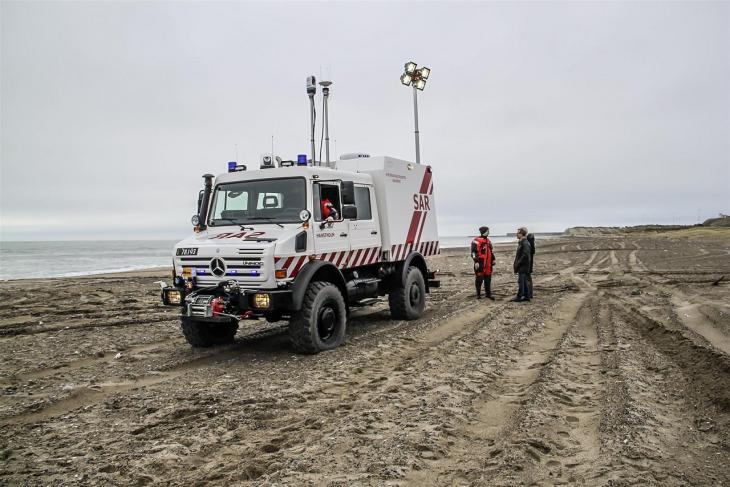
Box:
[340,233,348,237]
[370,230,378,235]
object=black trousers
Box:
[526,273,533,298]
[517,273,529,299]
[475,275,492,296]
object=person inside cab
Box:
[319,185,341,222]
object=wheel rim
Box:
[409,283,422,308]
[317,302,337,342]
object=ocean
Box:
[0,240,177,281]
[0,236,515,280]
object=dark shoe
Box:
[510,297,522,302]
[475,294,482,299]
[486,295,496,301]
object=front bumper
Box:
[161,286,293,317]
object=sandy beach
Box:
[1,232,729,485]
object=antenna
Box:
[319,79,333,167]
[306,75,317,165]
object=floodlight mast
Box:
[400,61,429,165]
[412,84,420,165]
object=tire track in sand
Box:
[1,283,474,426]
[405,289,597,486]
[1,324,291,425]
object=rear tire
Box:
[181,317,238,348]
[289,281,347,354]
[388,266,426,320]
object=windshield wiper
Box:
[246,217,284,228]
[210,219,254,230]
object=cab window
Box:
[314,182,342,222]
[354,186,372,220]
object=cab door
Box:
[347,185,382,267]
[312,181,350,268]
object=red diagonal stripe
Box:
[406,210,422,244]
[419,169,432,194]
[415,210,427,245]
[349,249,362,268]
[290,256,307,277]
[282,256,294,270]
[360,248,369,267]
[336,251,347,268]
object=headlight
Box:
[165,289,182,305]
[253,293,270,309]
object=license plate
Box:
[176,247,198,256]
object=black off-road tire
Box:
[388,266,426,320]
[181,317,238,348]
[289,281,347,354]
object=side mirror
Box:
[342,204,357,220]
[341,181,356,205]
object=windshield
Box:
[208,177,306,226]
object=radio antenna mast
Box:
[319,79,332,167]
[306,76,317,165]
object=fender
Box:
[397,251,430,292]
[289,259,348,311]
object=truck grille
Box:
[179,255,268,289]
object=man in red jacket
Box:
[471,226,495,300]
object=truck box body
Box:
[337,156,439,260]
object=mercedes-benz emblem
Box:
[210,258,227,277]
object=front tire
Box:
[388,266,426,320]
[181,317,238,348]
[289,281,347,354]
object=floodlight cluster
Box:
[400,61,430,91]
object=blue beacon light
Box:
[228,161,237,172]
[297,154,308,166]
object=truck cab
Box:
[161,156,439,354]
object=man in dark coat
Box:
[512,227,532,302]
[471,226,495,300]
[526,231,535,299]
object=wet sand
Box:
[1,233,729,485]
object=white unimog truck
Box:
[161,78,439,354]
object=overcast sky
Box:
[1,0,728,240]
